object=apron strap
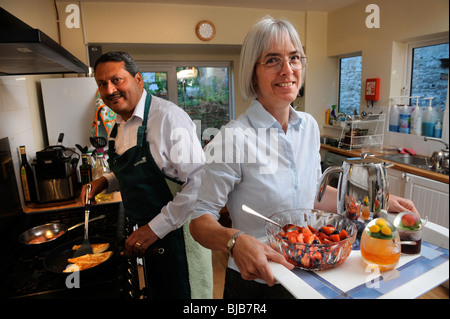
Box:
[108,123,118,155]
[137,92,152,147]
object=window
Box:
[407,40,449,109]
[140,62,233,145]
[338,55,362,115]
[142,72,169,100]
[177,66,230,135]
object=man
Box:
[82,51,212,299]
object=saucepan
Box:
[18,214,105,246]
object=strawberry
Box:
[302,226,313,237]
[322,226,335,235]
[308,225,319,234]
[339,229,349,240]
[330,234,341,242]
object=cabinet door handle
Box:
[402,172,410,182]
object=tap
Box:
[336,113,352,121]
[424,137,449,170]
[424,137,449,150]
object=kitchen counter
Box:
[321,144,449,184]
[22,191,122,214]
[267,215,449,299]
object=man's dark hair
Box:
[94,51,140,76]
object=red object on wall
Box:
[365,78,380,101]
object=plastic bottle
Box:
[398,100,411,134]
[93,152,109,180]
[389,101,400,132]
[422,97,437,137]
[330,105,337,125]
[434,120,442,138]
[92,152,113,201]
[410,96,422,135]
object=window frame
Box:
[337,53,363,115]
[404,35,449,106]
[137,60,234,120]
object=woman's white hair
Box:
[239,16,306,101]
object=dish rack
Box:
[338,114,385,150]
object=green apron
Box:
[108,93,190,299]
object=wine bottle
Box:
[79,153,93,185]
[19,145,37,203]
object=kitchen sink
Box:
[320,136,339,147]
[378,154,449,176]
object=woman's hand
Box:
[388,194,420,216]
[231,233,294,286]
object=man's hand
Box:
[125,224,159,257]
[80,177,108,206]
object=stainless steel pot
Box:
[316,153,393,221]
[18,214,105,245]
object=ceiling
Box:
[77,0,361,12]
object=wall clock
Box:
[196,20,216,41]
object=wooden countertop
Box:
[23,191,122,214]
[320,144,449,184]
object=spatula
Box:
[73,184,93,257]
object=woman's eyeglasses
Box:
[257,55,307,73]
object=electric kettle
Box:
[316,153,393,221]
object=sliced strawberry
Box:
[301,253,310,268]
[330,234,340,242]
[302,226,313,237]
[339,229,349,240]
[312,251,322,261]
[296,233,304,243]
[308,225,319,234]
[318,232,330,242]
[322,226,335,235]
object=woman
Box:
[190,16,418,299]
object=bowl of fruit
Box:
[265,209,357,271]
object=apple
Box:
[401,213,419,228]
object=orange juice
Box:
[360,218,400,271]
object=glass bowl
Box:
[265,209,357,271]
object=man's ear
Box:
[135,72,144,88]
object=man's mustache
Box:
[107,92,123,99]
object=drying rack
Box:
[338,113,386,150]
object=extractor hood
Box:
[0,7,88,75]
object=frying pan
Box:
[18,215,105,246]
[44,236,118,274]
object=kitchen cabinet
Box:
[387,168,449,228]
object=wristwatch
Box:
[226,231,246,257]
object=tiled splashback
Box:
[0,75,36,205]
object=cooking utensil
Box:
[73,184,93,257]
[44,236,117,274]
[316,152,393,221]
[90,136,107,149]
[242,205,301,232]
[75,144,88,154]
[19,214,105,246]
